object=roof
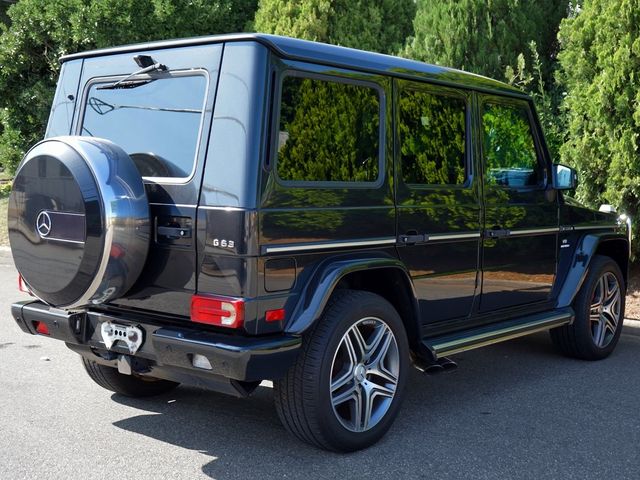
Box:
[60,33,526,98]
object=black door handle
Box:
[157,226,192,239]
[486,228,510,239]
[399,232,428,244]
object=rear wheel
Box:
[551,255,625,360]
[274,290,409,452]
[81,358,178,397]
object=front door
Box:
[478,96,558,313]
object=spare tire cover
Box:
[8,136,150,309]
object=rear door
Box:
[394,80,481,325]
[72,44,223,316]
[478,96,558,313]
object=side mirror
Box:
[552,164,577,190]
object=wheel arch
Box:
[284,256,422,352]
[557,233,629,308]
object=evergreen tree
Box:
[403,0,568,83]
[253,0,416,54]
[403,0,570,162]
[558,0,640,241]
[0,0,258,173]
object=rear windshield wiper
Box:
[98,56,168,90]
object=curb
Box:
[625,319,640,326]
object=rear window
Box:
[81,74,207,179]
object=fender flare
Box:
[284,255,420,338]
[556,233,629,308]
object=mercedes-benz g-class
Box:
[8,34,631,452]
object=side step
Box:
[423,307,574,358]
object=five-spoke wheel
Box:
[330,317,400,433]
[551,255,625,360]
[589,271,622,349]
[274,290,409,452]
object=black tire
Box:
[550,255,626,360]
[274,290,410,452]
[81,358,179,397]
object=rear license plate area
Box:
[100,322,144,355]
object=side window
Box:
[276,75,381,183]
[482,102,544,188]
[399,89,466,186]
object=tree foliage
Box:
[253,0,416,54]
[402,0,570,162]
[277,77,380,182]
[404,0,568,83]
[558,0,640,238]
[398,90,465,185]
[0,2,9,26]
[0,0,258,173]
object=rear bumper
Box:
[11,301,301,390]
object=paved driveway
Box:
[1,250,639,479]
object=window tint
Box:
[82,75,207,178]
[482,102,543,188]
[399,89,466,185]
[277,76,380,183]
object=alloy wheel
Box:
[329,317,400,433]
[590,271,622,348]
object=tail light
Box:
[190,294,244,329]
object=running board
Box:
[423,307,574,358]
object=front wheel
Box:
[551,255,625,360]
[274,290,410,452]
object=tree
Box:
[558,0,640,242]
[403,0,568,83]
[0,2,11,26]
[403,0,569,162]
[0,0,258,173]
[253,0,416,54]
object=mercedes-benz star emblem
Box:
[36,211,52,238]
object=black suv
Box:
[8,34,631,452]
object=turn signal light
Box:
[190,294,244,329]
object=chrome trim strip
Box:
[572,224,618,231]
[428,232,481,241]
[149,202,198,208]
[43,237,85,245]
[263,238,397,254]
[46,211,85,217]
[198,205,246,212]
[509,227,560,236]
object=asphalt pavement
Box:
[1,248,639,480]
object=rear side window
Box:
[276,75,381,184]
[81,74,207,179]
[482,102,544,188]
[399,89,466,186]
